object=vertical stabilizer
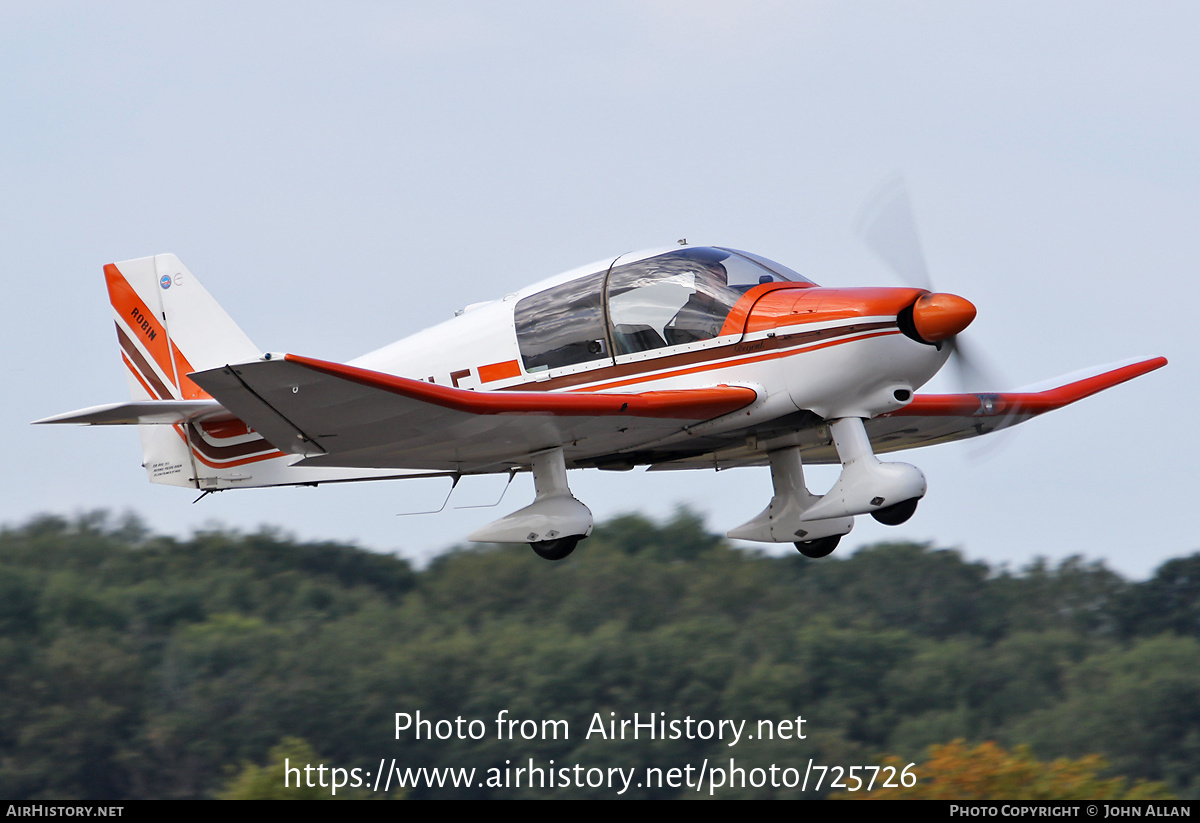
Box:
[106,254,270,487]
[105,254,260,401]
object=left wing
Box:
[645,355,1167,470]
[866,355,1167,455]
[191,354,759,473]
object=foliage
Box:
[221,737,332,800]
[218,736,396,799]
[0,509,1197,799]
[834,740,1173,800]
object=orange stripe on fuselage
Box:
[188,448,282,469]
[170,423,283,470]
[504,286,921,395]
[568,328,902,393]
[284,354,759,420]
[479,359,521,383]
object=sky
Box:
[2,2,1196,578]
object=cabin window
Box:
[605,249,744,354]
[718,247,813,288]
[513,247,809,372]
[514,271,609,372]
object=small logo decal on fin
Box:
[160,275,172,290]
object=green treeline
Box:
[1,509,1198,799]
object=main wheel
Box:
[529,535,582,561]
[794,535,841,558]
[870,497,920,525]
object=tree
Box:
[218,737,389,800]
[834,740,1173,800]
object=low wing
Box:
[190,354,759,473]
[866,355,1167,455]
[645,356,1167,470]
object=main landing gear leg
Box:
[467,446,592,560]
[798,417,926,524]
[727,446,854,557]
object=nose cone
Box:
[911,293,976,343]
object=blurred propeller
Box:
[855,176,1020,455]
[854,175,1004,395]
[855,176,934,293]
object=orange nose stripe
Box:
[911,293,976,342]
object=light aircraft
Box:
[36,240,1165,560]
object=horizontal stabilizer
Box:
[33,400,227,426]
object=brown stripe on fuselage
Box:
[504,321,897,392]
[185,422,282,461]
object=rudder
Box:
[105,254,272,487]
[106,254,260,401]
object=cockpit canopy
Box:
[514,247,812,373]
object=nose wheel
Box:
[794,535,841,558]
[727,447,854,547]
[530,536,581,561]
[870,497,920,525]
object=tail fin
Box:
[106,254,260,402]
[37,255,437,491]
[106,254,276,488]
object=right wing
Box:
[191,354,760,472]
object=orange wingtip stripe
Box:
[885,357,1168,418]
[478,359,522,383]
[283,354,758,420]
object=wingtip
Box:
[891,354,1167,419]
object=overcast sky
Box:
[3,2,1195,577]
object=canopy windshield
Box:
[514,247,810,371]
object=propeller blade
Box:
[952,335,1022,457]
[946,336,1002,395]
[855,175,1016,457]
[854,175,933,292]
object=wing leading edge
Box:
[641,356,1167,470]
[190,354,759,473]
[866,355,1167,453]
